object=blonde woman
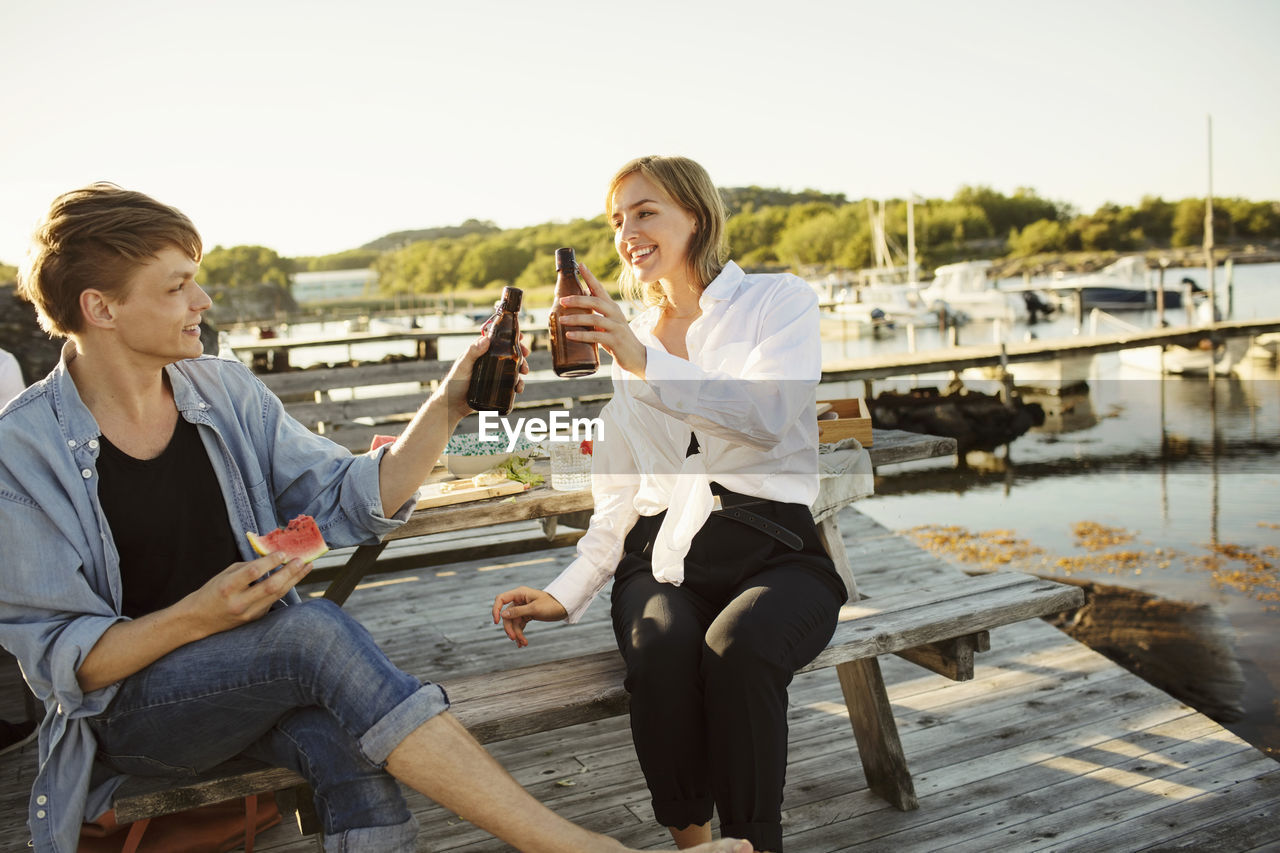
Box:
[495,156,845,852]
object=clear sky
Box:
[2,0,1277,265]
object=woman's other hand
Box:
[492,586,568,647]
[557,263,648,378]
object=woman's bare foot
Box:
[670,821,713,848]
[681,841,752,853]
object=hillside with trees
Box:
[105,187,1278,312]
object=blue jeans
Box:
[87,599,449,852]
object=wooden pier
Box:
[5,509,1273,851]
[821,318,1280,383]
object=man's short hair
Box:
[17,183,203,337]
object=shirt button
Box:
[35,809,46,819]
[35,795,47,805]
[88,439,99,449]
[81,469,92,479]
[67,439,76,448]
[198,402,208,409]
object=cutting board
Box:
[415,478,529,509]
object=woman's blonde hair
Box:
[18,183,203,337]
[607,155,727,307]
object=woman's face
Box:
[609,171,697,287]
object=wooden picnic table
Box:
[320,428,957,606]
[108,425,1090,830]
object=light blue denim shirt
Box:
[0,345,412,852]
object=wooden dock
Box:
[821,318,1280,383]
[4,509,1273,851]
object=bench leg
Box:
[836,657,919,811]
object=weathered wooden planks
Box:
[4,508,1276,853]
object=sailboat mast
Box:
[1204,114,1215,313]
[907,196,917,284]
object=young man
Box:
[0,183,752,853]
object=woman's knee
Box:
[615,602,705,694]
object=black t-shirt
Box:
[97,416,242,619]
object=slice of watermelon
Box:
[246,514,330,563]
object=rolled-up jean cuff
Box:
[359,682,450,765]
[323,814,419,852]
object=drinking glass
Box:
[549,439,592,491]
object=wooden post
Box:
[1224,258,1234,319]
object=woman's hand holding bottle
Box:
[556,263,648,378]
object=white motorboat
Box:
[1090,303,1248,376]
[1043,257,1184,312]
[828,280,938,328]
[919,260,1029,324]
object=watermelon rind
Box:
[246,514,330,564]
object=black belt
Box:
[687,432,803,551]
[711,495,804,551]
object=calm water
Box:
[840,261,1280,759]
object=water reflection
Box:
[862,366,1280,760]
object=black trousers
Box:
[610,488,847,852]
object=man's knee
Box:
[260,599,376,668]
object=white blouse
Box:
[543,262,823,622]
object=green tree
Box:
[1170,198,1231,247]
[362,219,499,252]
[297,249,381,271]
[200,245,293,288]
[727,205,790,266]
[456,236,533,291]
[954,185,1063,234]
[1130,196,1175,245]
[1219,198,1280,240]
[775,209,850,268]
[1008,220,1068,257]
[720,186,846,216]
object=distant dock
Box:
[821,317,1280,384]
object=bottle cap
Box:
[555,247,576,270]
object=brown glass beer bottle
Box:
[466,286,522,415]
[550,247,599,377]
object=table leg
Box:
[323,542,390,606]
[816,515,859,602]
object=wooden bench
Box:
[110,517,1084,839]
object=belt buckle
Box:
[712,494,724,512]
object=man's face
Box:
[107,245,211,364]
